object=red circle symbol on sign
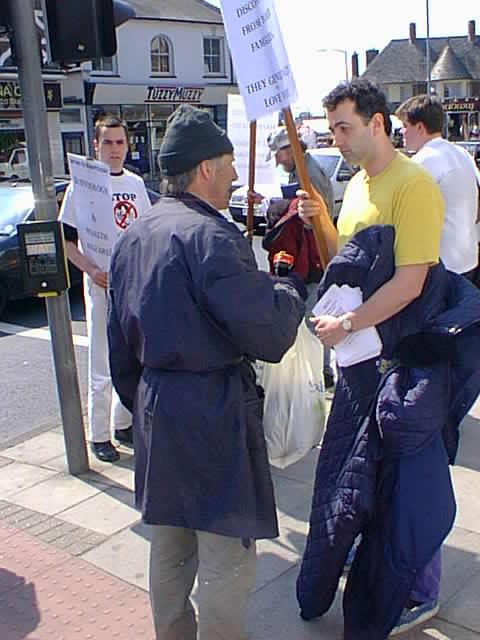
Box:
[113,200,138,230]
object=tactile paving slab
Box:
[0,523,154,639]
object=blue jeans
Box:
[410,549,441,603]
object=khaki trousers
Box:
[149,525,256,640]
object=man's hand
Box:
[310,314,347,347]
[247,190,264,205]
[297,189,323,226]
[88,266,108,289]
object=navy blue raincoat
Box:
[296,225,480,639]
[107,193,305,540]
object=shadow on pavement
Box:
[0,569,40,639]
[456,413,480,473]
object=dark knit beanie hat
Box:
[159,104,234,176]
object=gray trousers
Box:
[149,525,257,640]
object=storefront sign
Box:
[220,0,297,122]
[443,99,480,112]
[146,86,205,103]
[0,81,62,111]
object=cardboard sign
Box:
[227,93,278,185]
[67,153,115,272]
[220,0,297,122]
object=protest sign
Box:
[220,0,297,122]
[227,93,277,186]
[67,153,115,272]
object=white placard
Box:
[67,153,115,272]
[227,93,278,186]
[220,0,298,122]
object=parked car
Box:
[0,179,160,317]
[455,141,480,168]
[307,147,356,218]
[228,147,356,233]
[228,182,285,233]
[0,145,29,180]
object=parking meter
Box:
[17,220,70,297]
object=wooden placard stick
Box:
[282,107,329,270]
[246,120,257,243]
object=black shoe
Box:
[90,440,120,463]
[114,425,133,446]
[324,370,335,389]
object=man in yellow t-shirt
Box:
[298,80,444,341]
[297,79,445,635]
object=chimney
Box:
[366,49,378,67]
[409,22,416,44]
[468,19,476,43]
[351,52,359,78]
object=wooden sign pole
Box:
[246,120,257,243]
[282,107,329,270]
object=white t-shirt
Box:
[412,137,479,273]
[59,168,151,270]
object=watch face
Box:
[342,317,352,332]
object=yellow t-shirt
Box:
[337,152,444,266]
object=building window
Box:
[91,56,118,74]
[151,36,172,74]
[399,84,412,102]
[444,83,462,98]
[60,108,82,124]
[203,37,224,75]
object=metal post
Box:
[343,50,349,83]
[426,0,431,94]
[9,0,89,474]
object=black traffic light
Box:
[41,0,135,64]
[0,1,10,28]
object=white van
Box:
[0,146,29,179]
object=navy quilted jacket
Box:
[296,225,480,639]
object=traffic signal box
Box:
[41,0,117,64]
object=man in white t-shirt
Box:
[396,95,479,279]
[59,116,151,462]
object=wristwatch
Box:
[340,314,353,333]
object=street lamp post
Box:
[317,48,349,83]
[426,0,431,94]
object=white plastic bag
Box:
[259,320,326,468]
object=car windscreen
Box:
[309,154,338,177]
[0,188,34,235]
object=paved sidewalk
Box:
[0,398,479,639]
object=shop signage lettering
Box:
[146,86,205,103]
[0,81,61,111]
[443,99,480,112]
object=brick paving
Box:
[0,522,155,639]
[0,500,107,556]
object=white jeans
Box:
[84,276,131,443]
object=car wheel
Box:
[0,280,8,318]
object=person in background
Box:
[396,94,479,281]
[60,115,151,463]
[254,126,336,388]
[107,104,306,640]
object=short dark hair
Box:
[94,115,128,142]
[323,79,392,136]
[395,95,444,134]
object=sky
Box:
[209,0,479,114]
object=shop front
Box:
[85,82,234,188]
[0,78,64,176]
[443,98,480,140]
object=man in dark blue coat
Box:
[107,105,306,640]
